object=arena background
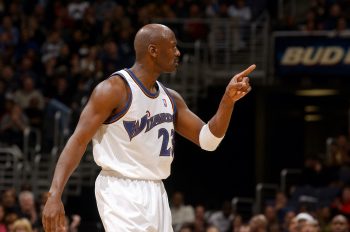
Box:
[0,0,350,231]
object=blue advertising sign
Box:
[274,32,350,76]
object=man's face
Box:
[156,31,180,73]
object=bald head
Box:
[134,24,174,60]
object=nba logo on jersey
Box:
[162,99,167,107]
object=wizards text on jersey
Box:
[123,112,174,141]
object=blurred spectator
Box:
[228,0,251,51]
[12,218,33,232]
[295,212,317,229]
[301,156,329,187]
[324,3,342,30]
[0,0,5,17]
[24,97,44,129]
[277,14,298,30]
[171,191,195,232]
[56,44,71,69]
[208,200,234,232]
[99,40,122,75]
[288,216,298,232]
[228,214,243,232]
[80,8,98,46]
[17,56,39,87]
[136,5,152,27]
[38,192,49,216]
[228,0,251,23]
[300,221,319,232]
[1,188,19,214]
[0,204,6,232]
[117,26,135,68]
[331,186,350,217]
[70,78,89,126]
[335,135,350,165]
[274,191,291,224]
[18,191,39,230]
[0,79,6,117]
[1,65,18,92]
[107,5,125,36]
[263,205,280,232]
[13,75,44,110]
[328,134,350,184]
[68,0,89,21]
[65,214,81,232]
[333,17,350,36]
[41,30,64,63]
[310,0,327,27]
[329,214,349,232]
[316,206,331,232]
[180,222,195,232]
[5,212,18,232]
[237,224,250,232]
[8,2,22,27]
[282,210,296,232]
[0,102,28,147]
[52,1,74,34]
[15,28,39,63]
[299,9,318,31]
[218,2,229,18]
[249,214,267,232]
[93,0,116,22]
[206,225,220,232]
[183,3,207,42]
[51,76,72,107]
[341,0,350,21]
[79,45,97,75]
[205,0,220,18]
[0,15,19,46]
[193,204,208,232]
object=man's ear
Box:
[148,44,157,58]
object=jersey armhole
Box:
[103,73,133,124]
[158,82,177,116]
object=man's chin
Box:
[164,66,178,73]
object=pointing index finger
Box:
[238,64,256,77]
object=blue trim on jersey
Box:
[158,82,177,116]
[125,69,159,98]
[103,73,133,124]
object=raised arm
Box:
[171,65,255,150]
[42,76,128,232]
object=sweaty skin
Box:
[42,23,254,232]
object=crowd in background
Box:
[0,0,255,150]
[277,0,350,33]
[0,133,349,232]
[165,135,350,232]
[0,0,350,232]
[0,187,80,232]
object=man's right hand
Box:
[42,195,66,232]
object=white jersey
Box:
[92,69,176,180]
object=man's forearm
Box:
[207,93,236,138]
[49,136,88,198]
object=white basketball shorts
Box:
[95,170,174,232]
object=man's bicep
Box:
[72,103,107,144]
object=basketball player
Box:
[42,23,255,232]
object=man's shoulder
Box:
[92,74,129,101]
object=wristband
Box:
[199,124,224,151]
